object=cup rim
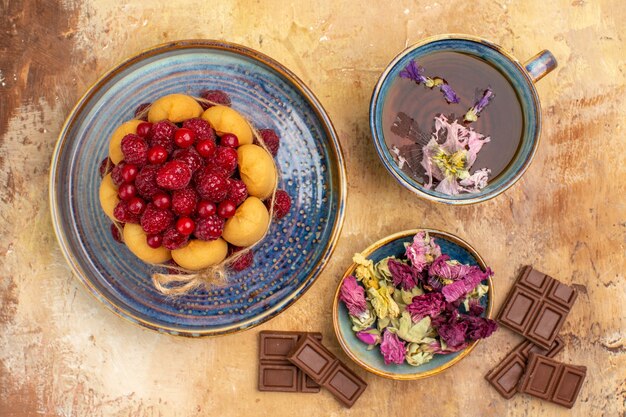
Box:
[369,34,542,205]
[332,228,495,380]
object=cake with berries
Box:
[99,91,291,272]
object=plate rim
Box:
[332,228,494,380]
[49,39,347,337]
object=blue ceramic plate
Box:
[332,229,494,379]
[50,40,346,337]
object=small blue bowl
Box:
[370,34,556,205]
[332,229,494,380]
[50,40,346,337]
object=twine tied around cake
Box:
[111,97,279,296]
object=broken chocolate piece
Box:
[287,334,367,407]
[485,337,564,399]
[258,331,322,393]
[518,353,586,408]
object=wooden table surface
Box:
[1,0,624,416]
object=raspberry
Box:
[110,162,127,186]
[121,134,148,165]
[114,200,140,224]
[199,90,231,109]
[140,203,174,234]
[162,227,189,250]
[134,103,151,120]
[257,129,280,157]
[268,190,292,219]
[110,224,123,243]
[229,248,254,271]
[182,118,216,142]
[194,215,225,241]
[149,120,177,153]
[171,187,198,216]
[214,146,238,174]
[156,161,192,190]
[172,147,204,173]
[226,179,248,206]
[135,165,162,199]
[195,168,229,202]
[100,158,113,178]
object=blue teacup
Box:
[370,34,556,205]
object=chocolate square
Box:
[497,266,577,349]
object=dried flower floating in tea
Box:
[399,60,460,104]
[394,60,502,195]
[464,87,495,122]
[421,115,491,195]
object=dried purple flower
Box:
[406,292,446,321]
[388,259,417,290]
[437,318,468,349]
[463,316,498,340]
[405,231,442,273]
[399,60,429,85]
[464,87,495,122]
[339,275,367,317]
[380,330,406,365]
[467,299,485,316]
[429,255,473,281]
[439,83,460,104]
[440,267,493,303]
[356,328,382,346]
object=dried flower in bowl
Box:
[339,231,497,367]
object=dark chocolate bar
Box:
[287,334,367,408]
[258,331,322,393]
[485,337,564,399]
[497,266,577,349]
[518,353,586,408]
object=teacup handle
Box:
[524,50,557,83]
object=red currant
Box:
[196,200,217,218]
[127,197,146,215]
[146,234,163,248]
[152,192,171,209]
[118,183,136,200]
[136,122,153,137]
[220,133,239,148]
[217,200,237,218]
[174,128,196,148]
[196,140,216,158]
[176,217,195,235]
[148,145,168,164]
[121,163,139,183]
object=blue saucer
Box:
[50,40,346,336]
